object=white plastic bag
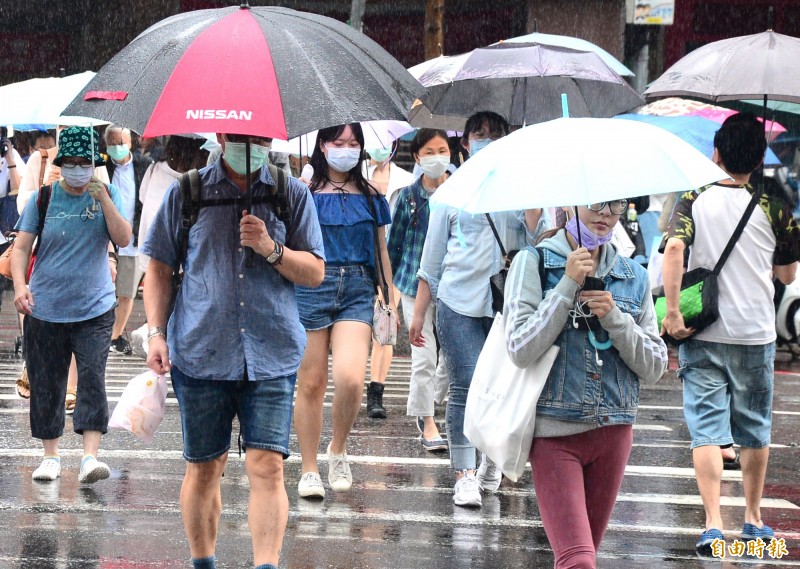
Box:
[109,370,168,444]
[464,314,559,482]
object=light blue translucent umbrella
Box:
[615,114,782,165]
[496,32,634,78]
[429,117,729,214]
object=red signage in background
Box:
[0,33,70,79]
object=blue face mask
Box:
[106,144,130,162]
[469,138,491,156]
[223,141,270,175]
[565,215,614,251]
[367,147,392,163]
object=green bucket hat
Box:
[53,126,106,167]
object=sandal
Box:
[65,389,76,415]
[723,451,741,471]
[15,366,30,399]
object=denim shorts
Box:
[295,265,376,331]
[678,339,775,449]
[170,366,297,462]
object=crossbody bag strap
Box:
[31,183,52,258]
[484,213,507,259]
[366,192,390,301]
[37,149,48,189]
[712,190,761,276]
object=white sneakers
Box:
[453,472,482,507]
[477,453,503,492]
[32,458,61,481]
[78,455,111,484]
[327,443,353,492]
[131,323,149,356]
[298,472,326,499]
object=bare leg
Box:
[693,445,724,531]
[329,321,371,454]
[246,449,287,567]
[82,430,102,457]
[369,340,392,385]
[112,297,134,340]
[294,328,331,474]
[422,416,442,440]
[180,455,227,559]
[42,438,59,457]
[740,447,770,526]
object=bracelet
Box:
[147,326,166,341]
[7,165,15,169]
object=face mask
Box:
[367,147,392,163]
[325,147,361,173]
[469,138,491,156]
[223,141,270,175]
[106,144,130,162]
[419,155,450,179]
[61,165,94,189]
[565,215,614,251]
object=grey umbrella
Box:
[644,31,800,105]
[409,42,643,127]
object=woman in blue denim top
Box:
[412,111,548,508]
[504,203,668,569]
[294,123,394,501]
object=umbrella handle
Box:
[244,140,255,268]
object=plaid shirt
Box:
[387,177,429,296]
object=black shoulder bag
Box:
[653,190,760,345]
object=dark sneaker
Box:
[110,336,133,355]
[742,523,774,543]
[696,528,724,557]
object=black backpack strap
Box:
[178,169,201,269]
[267,164,291,223]
[712,189,760,276]
[31,184,52,258]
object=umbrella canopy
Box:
[429,117,729,214]
[634,96,786,140]
[411,43,643,127]
[62,5,424,139]
[615,114,782,165]
[644,31,800,104]
[495,32,634,77]
[270,120,414,156]
[0,71,104,129]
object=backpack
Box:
[169,164,291,306]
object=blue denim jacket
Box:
[505,232,667,428]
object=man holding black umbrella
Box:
[142,133,325,569]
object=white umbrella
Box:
[0,71,105,129]
[270,120,414,155]
[429,117,730,214]
[495,32,634,77]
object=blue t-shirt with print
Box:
[16,181,127,323]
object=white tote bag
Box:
[464,313,559,482]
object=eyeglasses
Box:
[587,200,628,215]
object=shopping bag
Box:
[109,370,168,444]
[464,313,559,482]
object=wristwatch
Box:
[147,326,166,341]
[265,241,284,265]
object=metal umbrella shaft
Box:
[244,140,254,268]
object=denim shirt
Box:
[142,159,325,381]
[504,233,667,428]
[418,206,547,318]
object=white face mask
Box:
[419,155,450,179]
[61,164,94,188]
[325,146,361,173]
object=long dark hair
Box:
[309,123,378,197]
[160,135,208,173]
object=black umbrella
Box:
[62,5,424,140]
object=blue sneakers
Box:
[742,523,774,542]
[696,528,725,557]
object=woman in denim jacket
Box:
[504,202,668,569]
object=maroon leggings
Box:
[530,424,633,569]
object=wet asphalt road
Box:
[0,292,799,568]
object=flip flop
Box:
[723,452,741,471]
[15,367,30,399]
